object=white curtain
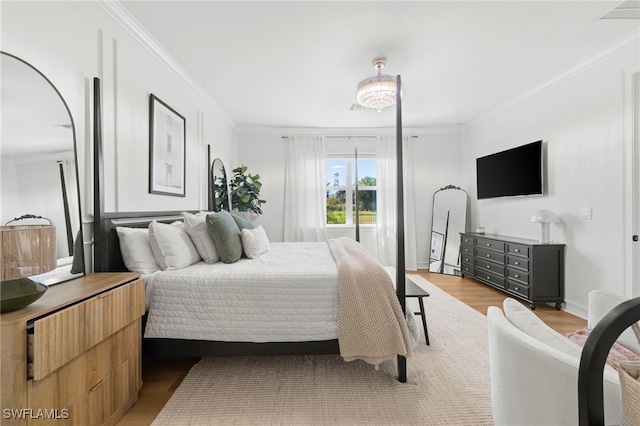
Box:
[376,136,418,270]
[283,136,328,242]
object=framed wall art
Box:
[149,94,186,197]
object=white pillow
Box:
[240,225,269,259]
[115,227,161,274]
[503,297,583,357]
[182,211,220,264]
[148,220,201,270]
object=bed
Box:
[91,76,410,379]
[96,211,412,364]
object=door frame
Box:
[623,65,640,298]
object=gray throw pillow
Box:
[206,211,242,263]
[231,212,255,231]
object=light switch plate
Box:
[579,207,592,220]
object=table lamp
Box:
[530,210,560,244]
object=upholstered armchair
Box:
[487,294,629,426]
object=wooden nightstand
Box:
[1,273,144,425]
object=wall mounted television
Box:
[476,140,544,200]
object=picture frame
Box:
[430,231,444,261]
[149,94,186,197]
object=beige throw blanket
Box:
[328,237,412,365]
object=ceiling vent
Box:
[599,0,640,19]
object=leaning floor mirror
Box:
[429,185,468,276]
[1,52,84,298]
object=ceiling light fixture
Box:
[356,58,398,112]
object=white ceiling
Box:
[120,1,640,129]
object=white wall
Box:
[237,128,463,267]
[2,1,237,270]
[462,35,639,315]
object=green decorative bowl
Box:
[1,278,47,313]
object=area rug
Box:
[151,275,493,425]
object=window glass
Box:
[326,157,376,225]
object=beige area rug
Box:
[151,275,493,426]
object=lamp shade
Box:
[1,225,56,280]
[530,210,561,223]
[356,58,399,111]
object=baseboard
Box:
[562,300,588,320]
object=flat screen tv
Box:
[476,140,543,199]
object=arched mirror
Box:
[211,158,230,212]
[1,52,84,286]
[429,185,468,276]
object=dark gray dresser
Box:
[460,232,565,309]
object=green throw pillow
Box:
[231,212,255,231]
[206,211,242,263]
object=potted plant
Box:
[229,165,266,216]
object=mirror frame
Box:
[1,51,85,282]
[428,184,468,275]
[210,157,230,212]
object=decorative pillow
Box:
[206,211,242,263]
[116,227,161,274]
[232,212,255,231]
[148,221,201,270]
[241,225,269,259]
[182,212,220,264]
[503,298,583,357]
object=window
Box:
[326,157,377,225]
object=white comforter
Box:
[144,242,339,342]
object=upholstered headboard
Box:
[97,211,195,272]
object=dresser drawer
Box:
[461,252,474,265]
[461,263,474,276]
[507,280,530,299]
[507,255,529,271]
[475,258,504,275]
[477,269,505,288]
[461,235,474,246]
[507,268,529,285]
[27,321,140,424]
[475,238,505,252]
[475,247,505,265]
[461,245,473,257]
[32,279,144,380]
[507,243,530,257]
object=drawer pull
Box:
[486,243,491,247]
[515,249,520,252]
[486,276,491,279]
[89,378,104,392]
[486,254,491,258]
[514,274,519,278]
[486,265,491,269]
[514,261,519,265]
[515,286,519,291]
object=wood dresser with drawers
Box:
[460,232,565,310]
[1,273,144,425]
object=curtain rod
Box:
[281,135,418,139]
[281,135,378,139]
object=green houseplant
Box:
[229,165,266,215]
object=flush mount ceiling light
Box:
[356,58,398,111]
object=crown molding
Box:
[96,0,236,129]
[237,126,462,137]
[467,29,640,128]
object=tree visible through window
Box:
[326,158,377,225]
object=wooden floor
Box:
[116,270,586,425]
